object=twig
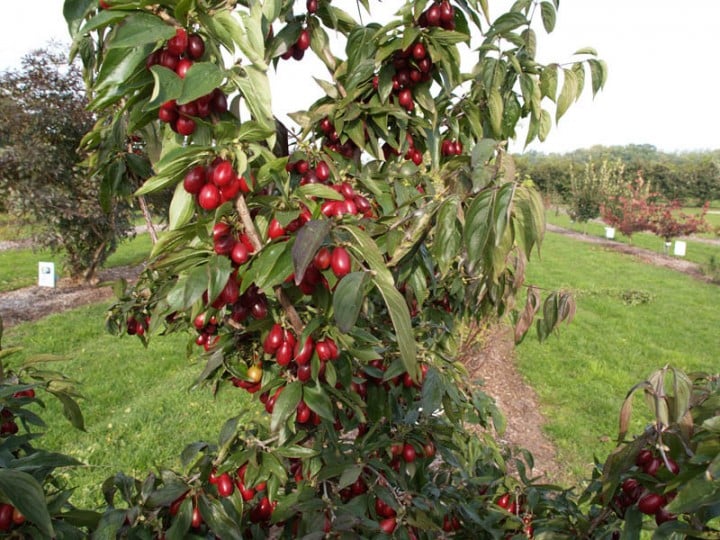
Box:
[137,196,158,245]
[234,195,305,335]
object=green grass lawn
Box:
[545,211,720,267]
[515,231,720,483]
[4,303,259,509]
[0,234,152,293]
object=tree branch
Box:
[235,195,304,335]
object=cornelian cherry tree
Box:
[61,0,609,537]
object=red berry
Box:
[212,160,234,187]
[231,241,249,265]
[638,493,665,515]
[198,183,221,210]
[0,504,12,532]
[635,449,653,466]
[187,34,205,59]
[379,517,397,534]
[314,247,331,270]
[315,161,330,181]
[294,336,314,365]
[296,29,311,51]
[11,507,25,526]
[297,363,312,383]
[211,89,228,114]
[167,28,189,56]
[175,58,193,78]
[175,116,196,136]
[191,505,202,528]
[402,443,416,463]
[398,88,413,109]
[306,0,318,13]
[412,42,426,61]
[268,218,286,239]
[330,247,351,278]
[426,5,441,26]
[643,457,662,477]
[276,341,293,366]
[496,493,511,509]
[264,324,284,354]
[183,165,206,194]
[217,473,234,497]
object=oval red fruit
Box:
[379,517,397,534]
[402,443,416,463]
[212,160,234,187]
[264,324,284,354]
[187,34,205,59]
[638,493,665,515]
[331,247,351,278]
[231,241,249,265]
[294,336,314,365]
[198,183,221,210]
[184,166,206,194]
[175,116,196,136]
[217,472,234,497]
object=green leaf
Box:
[297,184,345,201]
[540,64,558,102]
[292,220,331,285]
[333,272,370,333]
[177,62,226,105]
[556,68,578,122]
[0,469,54,537]
[302,384,334,420]
[342,226,417,376]
[338,464,363,490]
[421,368,444,415]
[431,197,460,276]
[108,12,175,49]
[147,66,183,110]
[539,1,556,33]
[588,58,608,95]
[237,121,276,142]
[254,241,294,292]
[270,382,302,433]
[207,255,234,304]
[48,391,85,431]
[487,12,527,38]
[168,182,195,230]
[487,88,503,137]
[234,66,275,144]
[464,190,494,270]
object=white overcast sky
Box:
[2,1,719,154]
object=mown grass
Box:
[0,213,33,242]
[545,212,720,267]
[4,303,259,509]
[515,231,720,483]
[0,234,152,293]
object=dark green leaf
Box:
[270,382,302,433]
[108,13,175,49]
[303,384,334,420]
[333,272,370,332]
[292,220,331,285]
[177,63,226,105]
[0,469,54,537]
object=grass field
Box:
[0,234,153,293]
[515,231,720,482]
[4,302,259,509]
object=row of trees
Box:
[515,144,720,205]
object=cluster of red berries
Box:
[146,28,205,76]
[382,132,426,166]
[372,41,434,112]
[496,493,534,537]
[1,389,35,436]
[125,314,149,336]
[168,466,276,532]
[614,448,679,526]
[316,117,359,158]
[441,137,464,157]
[0,504,25,533]
[183,158,251,211]
[147,29,229,136]
[157,90,227,136]
[418,0,456,30]
[281,28,311,61]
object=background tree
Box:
[568,157,624,226]
[0,46,137,280]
